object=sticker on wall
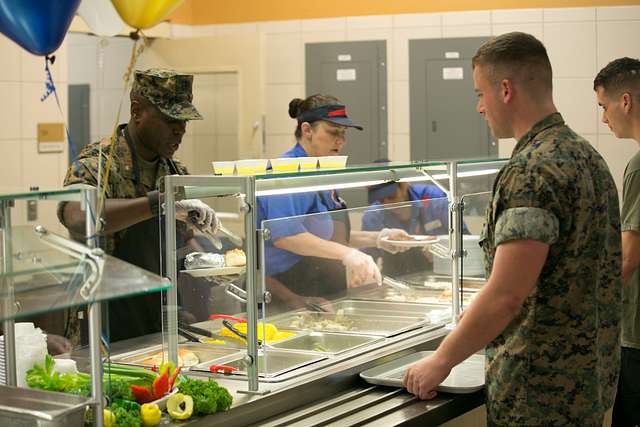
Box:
[442,67,464,80]
[337,68,357,82]
[445,51,460,59]
[37,123,65,153]
[337,54,352,62]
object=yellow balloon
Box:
[111,0,185,30]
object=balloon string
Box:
[96,32,147,233]
[41,56,97,233]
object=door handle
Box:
[431,121,437,133]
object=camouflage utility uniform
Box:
[58,69,201,343]
[60,130,188,255]
[480,113,622,426]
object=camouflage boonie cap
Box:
[132,68,203,121]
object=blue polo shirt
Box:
[257,144,339,275]
[361,185,449,235]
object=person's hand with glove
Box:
[342,249,382,287]
[174,199,219,233]
[376,228,413,254]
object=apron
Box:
[107,125,186,342]
[270,190,350,307]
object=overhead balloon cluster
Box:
[0,0,185,54]
[0,0,186,230]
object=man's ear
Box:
[501,79,514,104]
[130,99,142,123]
[622,92,633,114]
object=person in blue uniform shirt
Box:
[362,174,460,276]
[258,95,409,310]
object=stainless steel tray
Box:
[328,300,444,317]
[270,311,435,337]
[360,351,484,393]
[270,331,381,355]
[192,349,326,378]
[112,343,241,368]
[0,385,90,426]
[352,286,475,306]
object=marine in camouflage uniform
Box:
[58,69,203,344]
[59,68,201,254]
[480,112,621,426]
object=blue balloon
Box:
[0,0,81,56]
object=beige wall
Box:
[3,5,640,209]
[141,34,263,161]
[0,34,69,229]
[169,5,640,196]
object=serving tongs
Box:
[304,301,328,313]
[428,242,451,259]
[221,319,262,345]
[382,275,414,294]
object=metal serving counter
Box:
[70,324,483,426]
[181,326,484,427]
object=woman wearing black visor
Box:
[257,94,410,311]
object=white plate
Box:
[181,266,245,277]
[380,235,440,247]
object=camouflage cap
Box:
[132,68,203,121]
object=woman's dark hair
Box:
[288,94,340,140]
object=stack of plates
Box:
[0,335,5,385]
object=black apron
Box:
[108,125,186,342]
[270,190,350,307]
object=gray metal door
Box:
[306,41,387,165]
[410,38,496,161]
[68,84,91,164]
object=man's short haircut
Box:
[472,32,553,92]
[593,57,640,101]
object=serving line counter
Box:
[103,321,482,426]
[0,159,503,425]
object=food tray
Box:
[353,286,475,306]
[360,351,484,393]
[181,266,245,277]
[192,349,326,378]
[270,331,381,355]
[328,300,445,317]
[0,384,90,426]
[270,311,437,337]
[112,343,241,368]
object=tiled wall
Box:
[171,5,640,195]
[3,5,640,214]
[67,34,136,145]
[0,34,68,228]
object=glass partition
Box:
[158,176,255,388]
[458,192,492,310]
[0,188,175,427]
[154,159,509,388]
[260,197,454,335]
[456,159,507,312]
[0,224,171,320]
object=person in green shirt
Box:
[594,56,640,427]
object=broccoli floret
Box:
[178,377,233,415]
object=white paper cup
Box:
[270,157,300,173]
[318,155,348,169]
[298,156,318,170]
[212,161,236,175]
[236,159,269,176]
